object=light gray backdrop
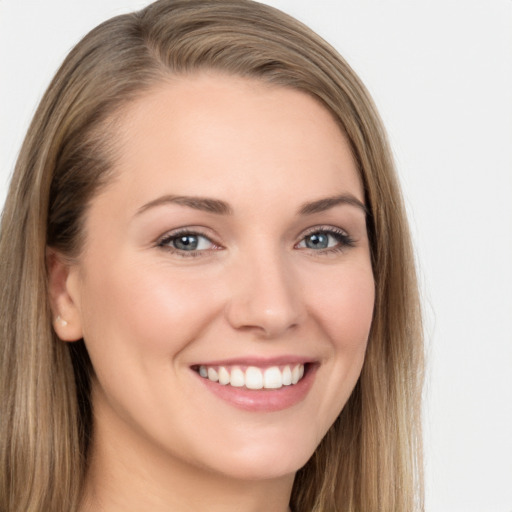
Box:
[1,1,511,511]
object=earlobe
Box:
[46,248,84,342]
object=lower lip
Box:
[194,365,317,412]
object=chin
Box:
[211,452,309,482]
[191,424,323,482]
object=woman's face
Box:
[59,74,374,481]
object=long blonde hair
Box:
[0,1,424,510]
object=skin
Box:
[49,73,375,512]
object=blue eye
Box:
[304,232,331,249]
[173,234,200,251]
[158,231,216,253]
[297,228,354,252]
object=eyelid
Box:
[156,227,223,256]
[154,224,355,258]
[298,224,349,237]
[295,225,355,252]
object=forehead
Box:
[101,73,362,211]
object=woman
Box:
[0,1,424,511]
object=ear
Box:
[46,248,84,342]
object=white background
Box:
[1,1,511,511]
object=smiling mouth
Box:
[193,363,306,390]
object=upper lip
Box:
[190,355,315,368]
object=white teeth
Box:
[218,366,230,385]
[263,366,282,389]
[207,367,218,382]
[198,363,306,389]
[230,367,245,387]
[245,366,263,389]
[291,365,300,385]
[282,365,292,386]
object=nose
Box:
[225,250,305,339]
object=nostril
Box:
[224,296,304,338]
[223,257,306,337]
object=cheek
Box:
[80,261,223,357]
[296,261,374,442]
[309,262,375,352]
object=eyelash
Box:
[157,228,221,258]
[156,226,355,258]
[296,226,355,255]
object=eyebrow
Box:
[137,195,233,215]
[299,194,368,215]
[136,192,367,217]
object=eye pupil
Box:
[174,235,198,251]
[306,233,329,249]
